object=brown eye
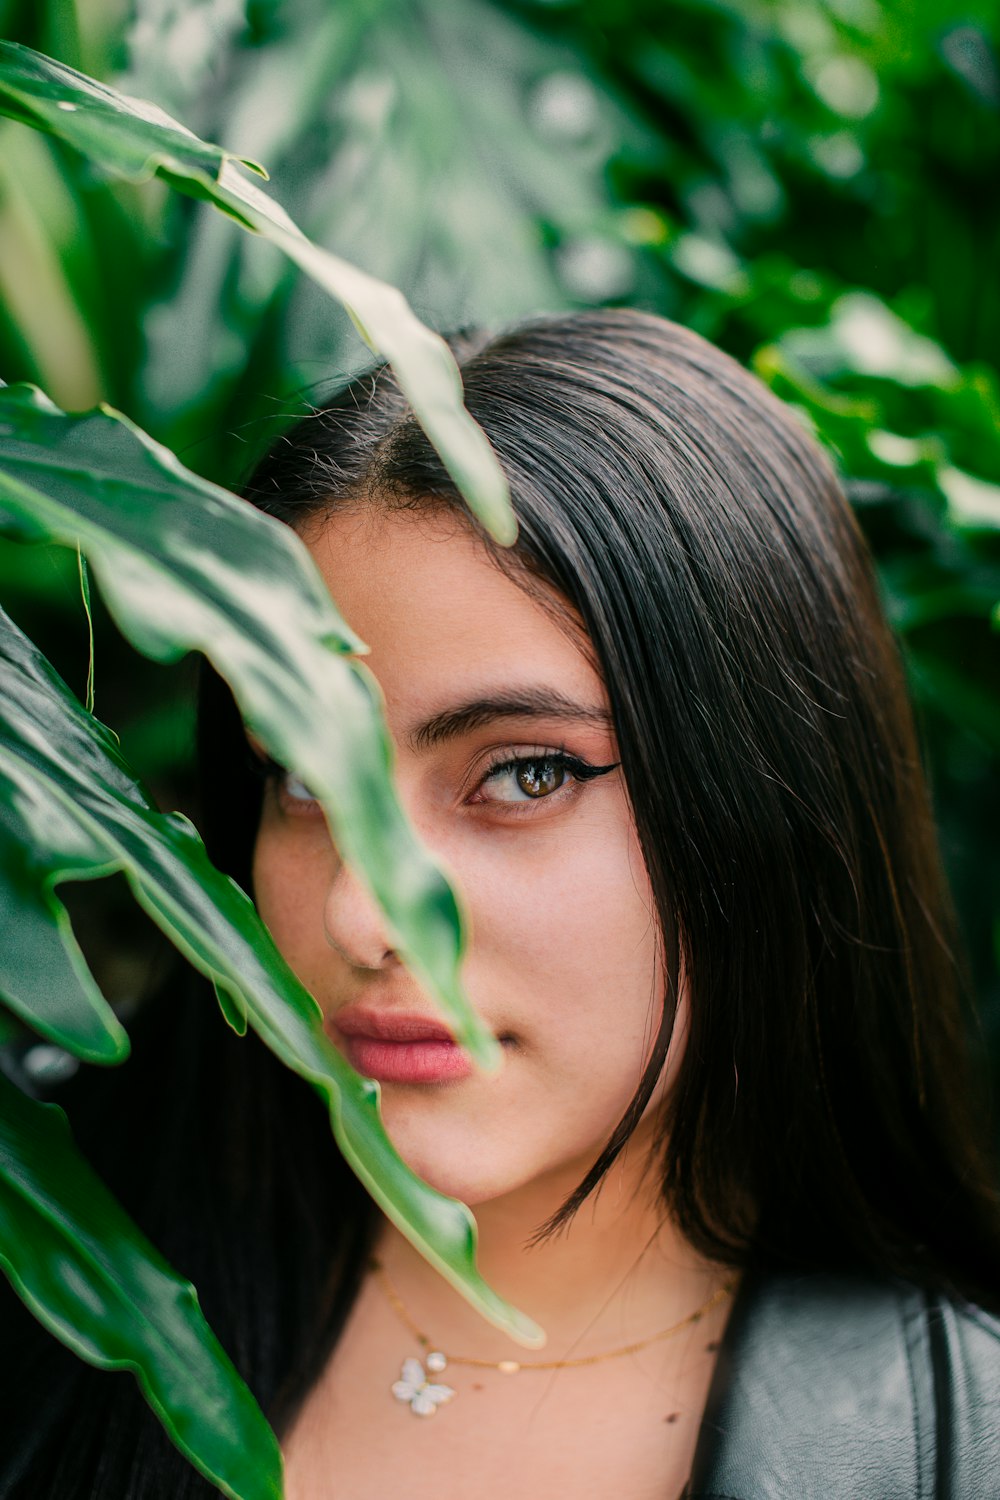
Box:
[516,759,567,798]
[473,751,619,809]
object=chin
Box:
[391,1144,513,1208]
[377,1094,606,1214]
[384,1118,595,1216]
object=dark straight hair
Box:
[2,308,999,1496]
[232,308,1000,1281]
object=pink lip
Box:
[333,1007,474,1085]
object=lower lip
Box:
[341,1036,474,1085]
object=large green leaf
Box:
[0,1069,282,1500]
[755,340,1000,578]
[0,381,497,1071]
[0,40,515,544]
[0,603,541,1351]
[0,762,128,1063]
[0,40,268,187]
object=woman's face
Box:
[252,504,674,1208]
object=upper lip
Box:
[333,1007,458,1044]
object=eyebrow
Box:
[405,690,614,752]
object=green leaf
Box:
[0,1006,25,1046]
[213,978,249,1038]
[779,292,961,389]
[0,40,268,189]
[755,337,1000,621]
[0,382,497,1072]
[0,602,541,1349]
[0,1069,283,1500]
[0,761,130,1064]
[939,465,1000,533]
[76,544,95,712]
[0,41,515,545]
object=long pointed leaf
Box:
[0,776,128,1063]
[0,41,515,544]
[0,382,498,1070]
[0,1069,282,1500]
[0,604,541,1349]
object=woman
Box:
[2,309,999,1496]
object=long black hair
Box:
[3,308,999,1496]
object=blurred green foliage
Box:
[0,0,997,1063]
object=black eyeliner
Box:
[483,752,620,782]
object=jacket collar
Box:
[686,1270,932,1498]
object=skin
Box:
[252,502,674,1212]
[251,502,731,1499]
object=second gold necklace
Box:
[371,1257,735,1418]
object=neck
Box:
[376,1122,727,1359]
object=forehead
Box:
[301,505,606,731]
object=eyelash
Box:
[470,749,619,814]
[248,747,620,816]
[248,751,319,813]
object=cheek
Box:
[452,805,663,1046]
[251,827,329,973]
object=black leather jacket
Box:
[686,1272,1000,1498]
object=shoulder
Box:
[686,1269,1000,1499]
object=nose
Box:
[323,856,399,971]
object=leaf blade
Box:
[0,382,497,1069]
[0,1070,283,1500]
[0,603,540,1348]
[0,42,515,544]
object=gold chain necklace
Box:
[371,1256,736,1418]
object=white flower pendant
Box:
[391,1354,455,1417]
